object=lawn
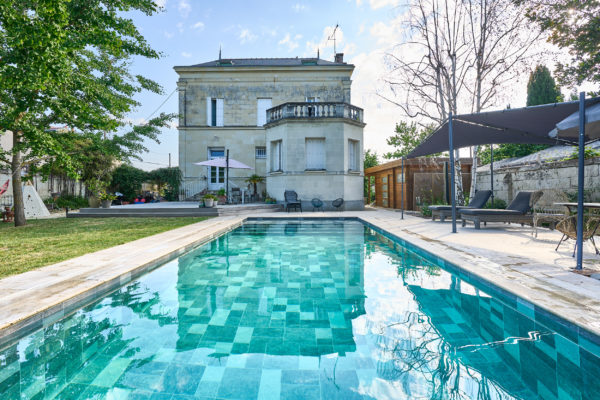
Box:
[0,217,210,279]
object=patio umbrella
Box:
[193,151,252,203]
[549,94,600,269]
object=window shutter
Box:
[257,99,272,126]
[306,139,325,169]
[206,97,212,126]
[216,99,224,126]
[348,140,355,170]
[271,141,281,171]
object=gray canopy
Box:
[407,98,600,158]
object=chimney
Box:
[334,53,344,63]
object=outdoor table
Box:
[553,202,600,255]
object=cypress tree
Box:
[526,65,562,106]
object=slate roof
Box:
[177,57,352,68]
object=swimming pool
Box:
[1,220,598,399]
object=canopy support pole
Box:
[226,149,230,205]
[576,92,585,270]
[401,157,404,219]
[449,113,457,233]
[490,145,495,205]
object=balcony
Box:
[266,102,364,124]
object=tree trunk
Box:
[11,131,26,227]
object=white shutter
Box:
[206,97,212,126]
[348,140,356,170]
[306,138,325,169]
[271,141,281,171]
[257,99,272,126]
[216,98,224,126]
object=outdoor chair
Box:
[460,191,543,229]
[532,189,570,238]
[284,190,302,212]
[231,188,242,204]
[332,198,344,212]
[429,190,492,222]
[311,198,324,212]
[555,214,600,256]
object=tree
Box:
[479,65,560,163]
[148,167,182,201]
[384,122,436,159]
[364,149,379,200]
[0,0,165,226]
[516,0,600,86]
[110,164,148,202]
[381,0,542,204]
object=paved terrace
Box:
[1,209,600,347]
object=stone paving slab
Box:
[2,208,600,347]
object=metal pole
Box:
[576,92,585,270]
[226,149,230,205]
[401,157,404,219]
[490,144,495,205]
[449,113,457,233]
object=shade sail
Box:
[407,97,600,158]
[549,102,600,144]
[193,158,252,169]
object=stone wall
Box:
[475,157,600,204]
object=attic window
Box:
[218,60,233,66]
[301,59,318,66]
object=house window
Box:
[270,140,282,171]
[348,139,359,171]
[305,138,325,170]
[255,146,266,159]
[206,97,224,127]
[306,97,319,117]
[257,98,272,126]
[208,148,225,189]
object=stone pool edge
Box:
[0,216,246,349]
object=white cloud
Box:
[192,21,205,30]
[164,31,174,39]
[343,43,357,56]
[239,29,257,44]
[154,0,167,8]
[176,22,184,33]
[181,52,192,58]
[292,3,307,12]
[368,0,400,9]
[178,0,191,18]
[278,33,302,52]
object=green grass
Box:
[0,217,211,279]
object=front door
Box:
[208,148,225,190]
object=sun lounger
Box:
[429,190,492,222]
[460,191,543,229]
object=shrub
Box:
[54,195,88,209]
[484,198,507,209]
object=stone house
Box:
[174,54,365,210]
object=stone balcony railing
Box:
[266,102,364,124]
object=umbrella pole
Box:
[449,113,457,233]
[576,92,585,270]
[490,145,494,205]
[226,149,230,205]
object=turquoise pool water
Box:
[1,220,599,399]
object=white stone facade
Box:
[174,57,365,209]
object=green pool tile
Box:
[92,358,131,388]
[234,327,254,344]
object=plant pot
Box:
[218,196,227,204]
[101,200,112,208]
[88,196,100,208]
[204,198,214,207]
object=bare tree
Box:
[381,0,543,203]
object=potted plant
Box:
[98,190,117,208]
[245,174,264,202]
[203,194,216,208]
[217,188,227,204]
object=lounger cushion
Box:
[460,209,523,216]
[469,190,492,208]
[429,205,472,211]
[506,191,533,213]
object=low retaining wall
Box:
[475,157,600,203]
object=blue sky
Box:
[126,0,406,170]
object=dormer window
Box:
[301,59,318,66]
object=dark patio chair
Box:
[284,190,302,212]
[429,190,492,222]
[311,198,324,212]
[332,198,344,212]
[460,191,543,229]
